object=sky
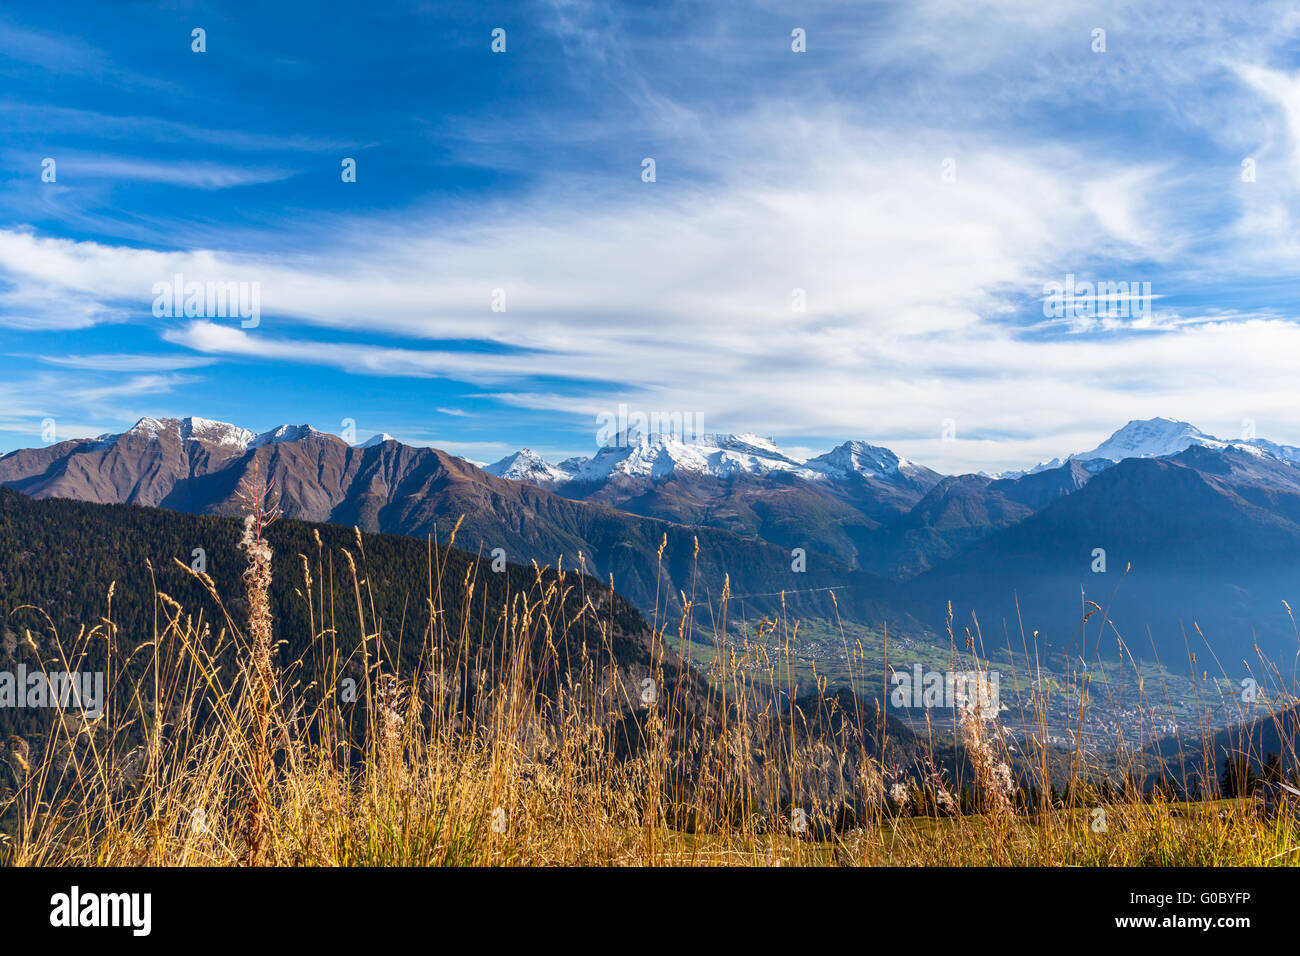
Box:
[2,0,1300,473]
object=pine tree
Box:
[1221,755,1257,798]
[1262,752,1283,784]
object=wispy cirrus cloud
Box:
[65,372,201,405]
[33,352,217,372]
[40,156,294,189]
[0,100,355,153]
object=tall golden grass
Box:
[1,492,1297,867]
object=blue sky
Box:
[2,0,1300,472]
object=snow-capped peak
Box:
[111,418,365,451]
[556,432,810,484]
[1002,417,1300,478]
[484,448,572,486]
[805,439,909,478]
[248,424,334,448]
[360,433,396,448]
[486,431,932,488]
[118,417,255,448]
[1086,418,1219,462]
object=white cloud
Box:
[65,373,200,405]
[34,353,216,372]
[57,156,293,189]
[1232,63,1300,172]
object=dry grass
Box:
[1,508,1297,867]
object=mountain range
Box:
[3,415,1300,661]
[0,416,893,624]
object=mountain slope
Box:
[0,484,937,820]
[864,461,1095,576]
[907,447,1300,658]
[0,482,658,734]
